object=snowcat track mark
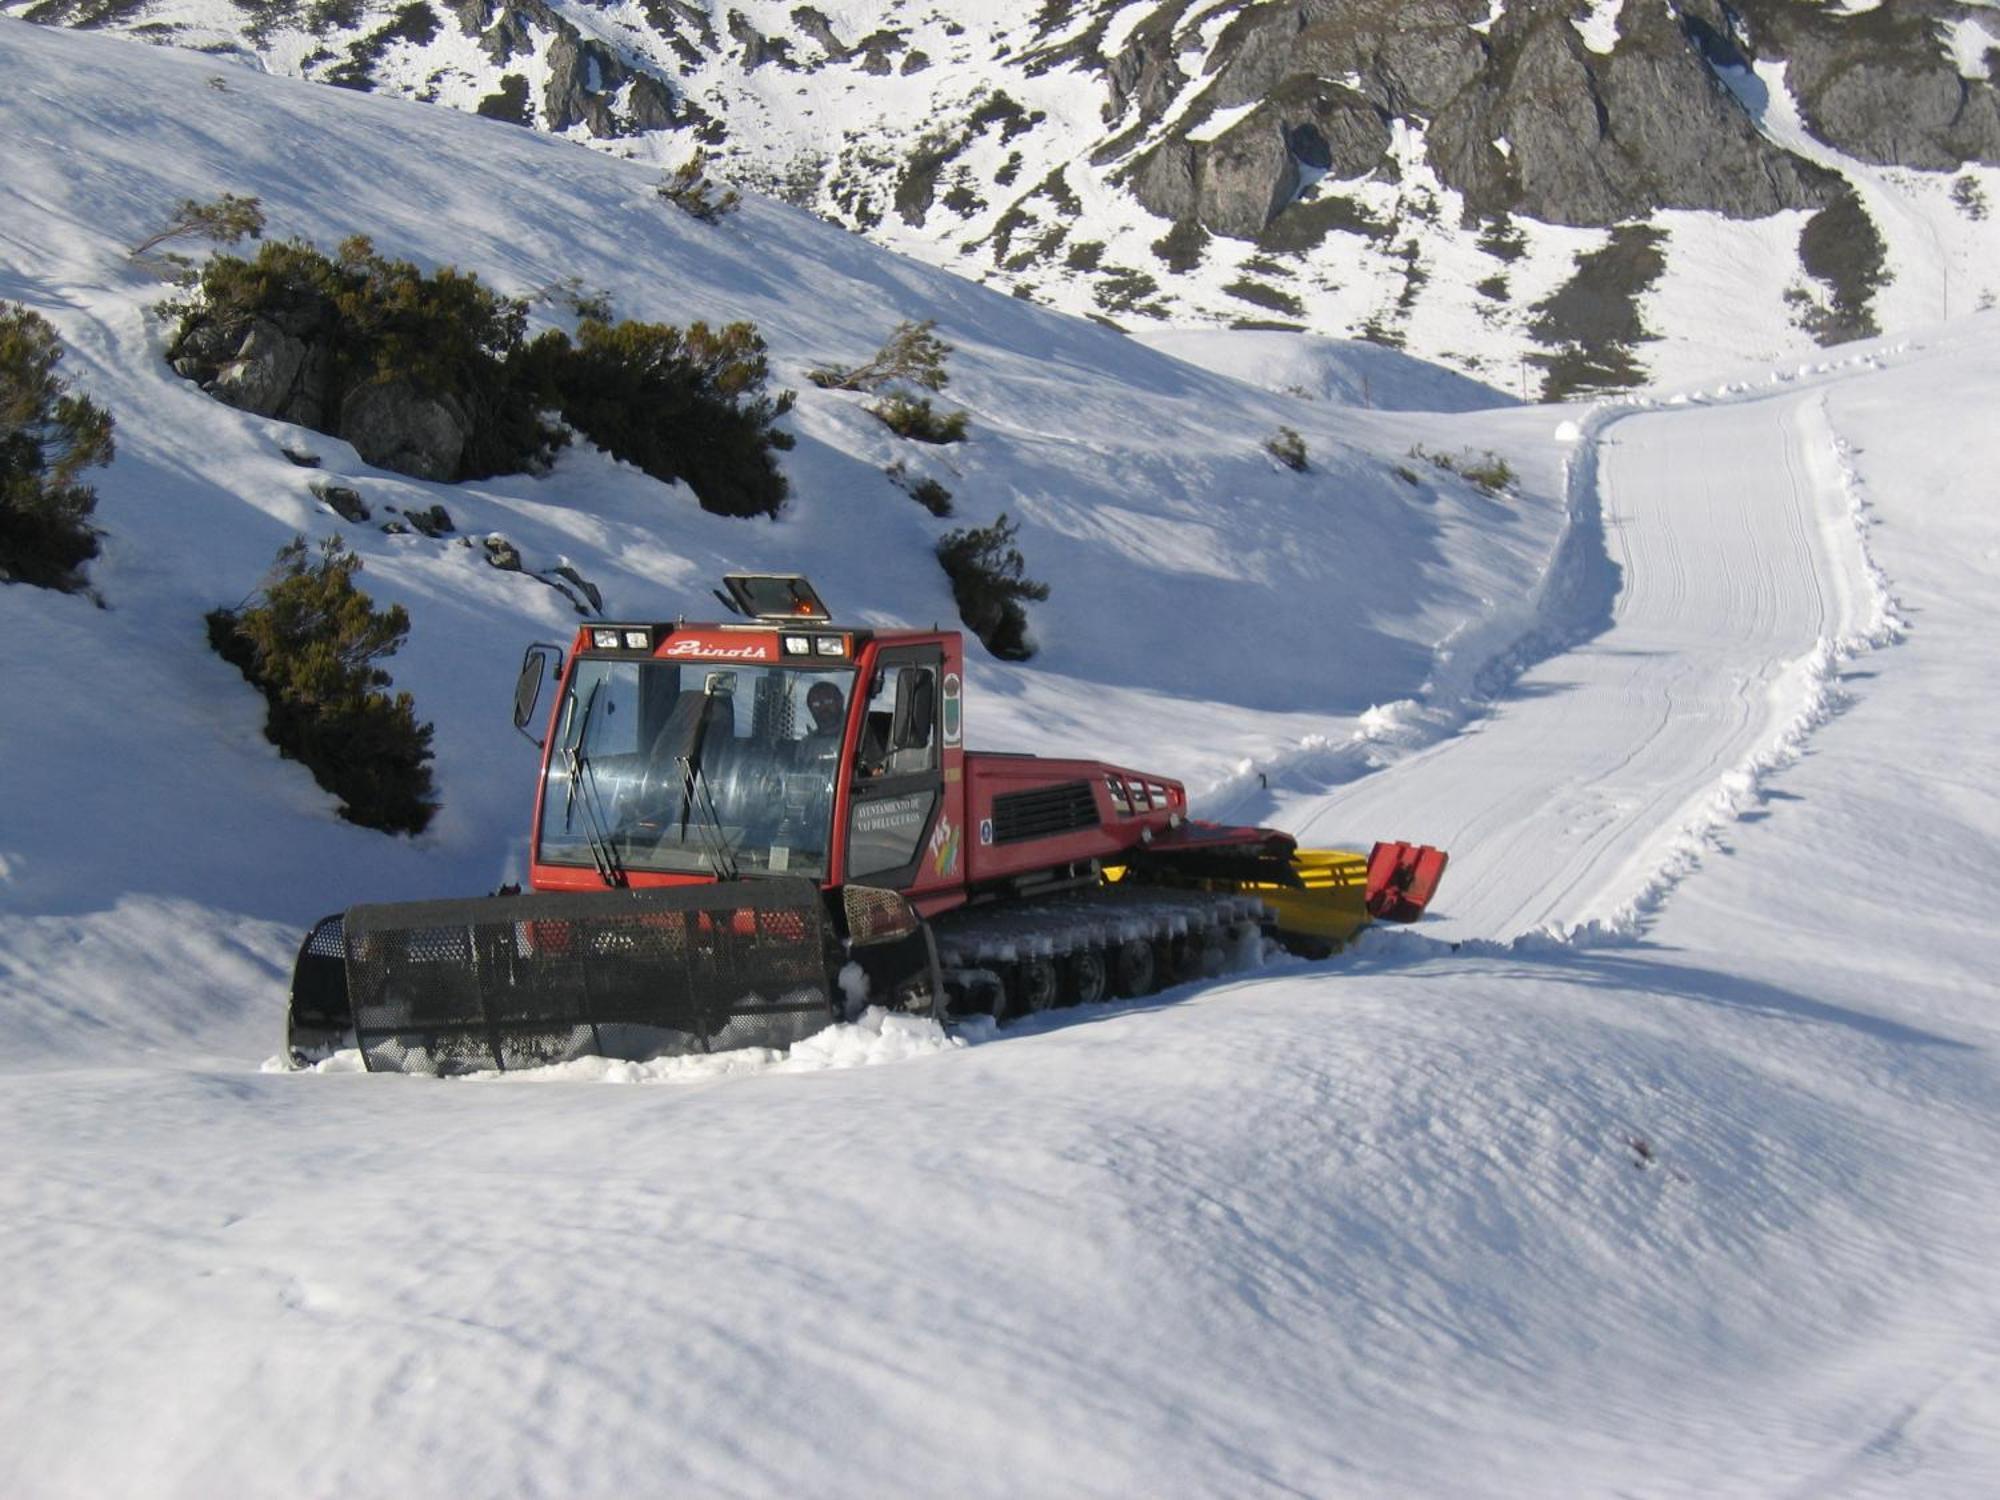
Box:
[337,882,835,1075]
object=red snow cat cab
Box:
[288,574,1446,1073]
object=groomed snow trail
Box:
[1304,388,1880,942]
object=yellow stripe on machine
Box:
[1253,849,1375,951]
[1106,848,1377,955]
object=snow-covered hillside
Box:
[4,20,2000,1499]
[14,0,2000,391]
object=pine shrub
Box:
[128,192,265,262]
[870,392,969,444]
[207,534,437,835]
[169,239,795,512]
[807,319,953,393]
[936,512,1048,661]
[1265,425,1308,472]
[657,151,741,223]
[543,317,794,518]
[1,304,115,592]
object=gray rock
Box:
[853,30,905,77]
[627,75,679,132]
[407,503,455,537]
[310,479,370,523]
[212,320,307,418]
[791,6,850,62]
[549,563,604,614]
[1103,19,1186,129]
[1428,5,1835,227]
[1734,1,2000,169]
[280,445,321,468]
[484,535,523,571]
[338,380,470,482]
[544,33,621,136]
[1130,84,1389,239]
[1202,0,1488,118]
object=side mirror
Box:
[889,667,935,750]
[512,643,564,746]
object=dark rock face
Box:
[1431,2,1837,226]
[1103,16,1188,130]
[1124,0,1842,236]
[1129,81,1391,239]
[1733,0,2000,169]
[338,380,470,481]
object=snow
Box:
[1945,16,2000,81]
[1572,0,1624,55]
[5,19,2000,1499]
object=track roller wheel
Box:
[1063,947,1108,1008]
[1112,937,1159,999]
[1006,955,1061,1019]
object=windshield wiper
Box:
[675,689,741,882]
[561,679,628,888]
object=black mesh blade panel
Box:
[341,882,834,1075]
[287,913,354,1050]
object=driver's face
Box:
[810,693,841,731]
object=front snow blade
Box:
[337,881,836,1075]
[286,912,354,1060]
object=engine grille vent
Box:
[992,781,1100,844]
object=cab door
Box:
[842,642,961,896]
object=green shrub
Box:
[909,477,954,516]
[658,150,741,223]
[1265,425,1308,472]
[169,238,795,512]
[870,392,969,444]
[1,304,115,592]
[808,319,952,393]
[887,460,953,515]
[546,318,794,518]
[207,534,437,835]
[937,512,1048,661]
[128,192,265,261]
[1411,444,1515,496]
[168,235,556,478]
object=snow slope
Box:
[4,21,2000,1499]
[15,0,2000,393]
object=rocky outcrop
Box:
[174,302,470,482]
[339,380,470,482]
[450,0,690,138]
[1201,0,1489,119]
[1126,0,1838,237]
[1732,0,2000,169]
[1431,0,1837,226]
[1130,81,1393,238]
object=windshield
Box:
[539,658,854,879]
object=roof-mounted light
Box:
[587,625,656,653]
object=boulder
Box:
[338,380,470,481]
[310,479,370,524]
[211,320,307,418]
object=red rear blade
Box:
[1364,841,1449,923]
